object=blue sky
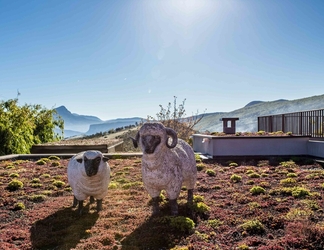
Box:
[1,0,324,121]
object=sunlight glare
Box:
[170,0,208,15]
[164,0,216,28]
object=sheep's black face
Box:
[84,156,101,177]
[141,135,161,154]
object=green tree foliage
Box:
[0,98,64,155]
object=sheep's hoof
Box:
[78,200,84,215]
[169,199,178,216]
[152,197,160,216]
[90,196,95,204]
[96,199,103,212]
[187,189,194,205]
[72,196,78,208]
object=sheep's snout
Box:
[142,135,161,154]
[84,156,101,177]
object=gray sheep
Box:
[67,150,110,214]
[131,122,197,216]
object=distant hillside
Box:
[244,100,264,107]
[244,99,287,107]
[55,106,103,132]
[194,94,324,133]
[85,117,143,135]
[54,106,143,138]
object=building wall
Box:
[192,134,324,158]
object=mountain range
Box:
[193,94,324,133]
[54,106,142,138]
[55,94,324,137]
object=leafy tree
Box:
[0,98,64,155]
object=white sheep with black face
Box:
[67,150,110,215]
[131,122,197,216]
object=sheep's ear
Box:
[130,137,138,148]
[103,156,109,162]
[166,127,178,148]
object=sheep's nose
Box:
[142,135,161,154]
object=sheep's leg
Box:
[152,197,160,216]
[96,199,103,212]
[90,196,95,204]
[187,189,194,204]
[169,199,178,216]
[72,196,78,207]
[78,200,84,215]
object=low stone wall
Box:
[108,141,124,153]
[30,144,109,154]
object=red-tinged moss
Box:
[1,156,324,249]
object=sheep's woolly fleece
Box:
[134,122,197,201]
[67,150,110,201]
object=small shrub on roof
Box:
[280,178,297,187]
[205,169,216,177]
[248,172,261,178]
[246,180,254,185]
[280,160,297,168]
[193,202,210,214]
[51,161,60,167]
[240,219,265,234]
[193,195,204,203]
[7,179,24,191]
[196,163,205,171]
[237,244,249,250]
[13,202,25,211]
[9,173,19,178]
[302,199,320,210]
[207,219,223,229]
[48,155,60,160]
[36,159,47,165]
[52,180,65,188]
[291,187,310,198]
[257,160,269,167]
[285,208,313,220]
[250,186,266,195]
[194,154,202,163]
[108,181,118,189]
[159,216,195,233]
[28,194,46,202]
[31,178,41,183]
[230,174,242,183]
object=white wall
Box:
[192,134,324,158]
